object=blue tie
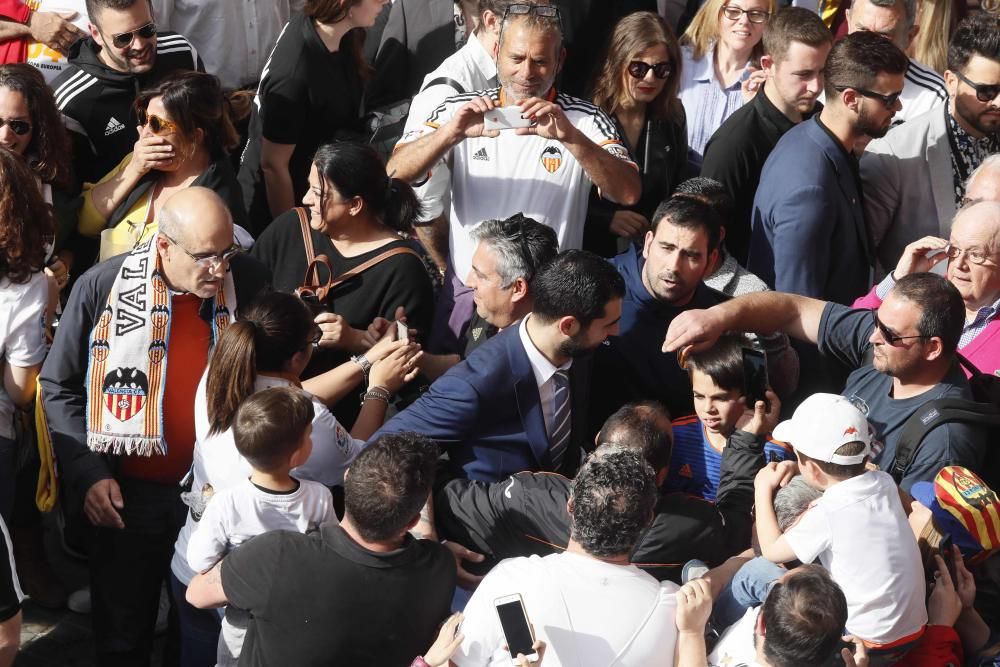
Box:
[549,369,571,470]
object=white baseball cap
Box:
[772,394,872,465]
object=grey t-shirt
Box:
[817,303,986,490]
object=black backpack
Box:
[891,354,1000,489]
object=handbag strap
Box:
[329,246,420,291]
[295,207,317,267]
[301,245,420,304]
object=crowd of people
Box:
[0,0,998,665]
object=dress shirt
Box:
[945,106,1000,205]
[518,316,572,437]
[152,0,302,89]
[677,44,747,167]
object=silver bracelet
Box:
[362,385,391,405]
[351,353,372,383]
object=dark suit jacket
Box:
[747,116,874,306]
[370,326,592,482]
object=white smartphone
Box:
[494,594,538,664]
[396,319,409,341]
[484,106,533,131]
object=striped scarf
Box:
[85,238,235,455]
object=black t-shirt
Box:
[251,209,435,423]
[238,12,365,234]
[817,303,986,490]
[221,522,455,666]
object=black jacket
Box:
[435,427,765,583]
[51,33,204,184]
[38,252,270,505]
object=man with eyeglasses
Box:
[39,187,269,665]
[387,2,640,354]
[662,270,986,492]
[747,30,907,309]
[861,13,1000,276]
[51,0,203,184]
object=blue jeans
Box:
[169,572,221,667]
[714,557,785,629]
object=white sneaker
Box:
[67,587,91,614]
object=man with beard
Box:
[747,30,907,306]
[663,272,986,491]
[861,13,1000,274]
[52,0,203,183]
[371,250,623,482]
[387,4,640,354]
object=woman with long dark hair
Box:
[238,0,390,233]
[252,142,434,426]
[586,12,687,257]
[170,290,419,665]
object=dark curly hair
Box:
[0,147,55,283]
[0,64,71,188]
[569,447,657,558]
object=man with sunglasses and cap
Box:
[861,13,1000,276]
[663,271,986,492]
[39,187,268,665]
[51,0,203,184]
[387,1,640,355]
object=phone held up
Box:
[742,347,770,413]
[494,594,539,664]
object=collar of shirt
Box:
[469,30,498,81]
[754,82,798,136]
[518,314,572,390]
[946,106,1000,203]
[814,115,860,174]
[967,294,1000,331]
[689,43,744,91]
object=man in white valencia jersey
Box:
[50,0,203,183]
[388,3,640,352]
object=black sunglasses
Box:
[500,3,564,35]
[111,22,156,49]
[953,70,1000,104]
[834,85,901,109]
[0,118,31,136]
[627,61,672,80]
[870,309,928,346]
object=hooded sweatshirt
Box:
[51,32,203,183]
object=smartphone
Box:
[484,106,533,131]
[742,347,770,412]
[939,535,957,583]
[396,319,409,342]
[494,594,538,663]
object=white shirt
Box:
[707,607,761,667]
[403,33,498,223]
[398,87,634,283]
[24,0,88,83]
[170,372,364,584]
[517,316,572,437]
[0,273,48,440]
[896,58,948,126]
[152,0,304,89]
[783,470,927,646]
[454,551,679,667]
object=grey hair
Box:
[774,476,823,532]
[498,3,563,51]
[468,214,559,288]
[966,153,1000,193]
[859,0,917,33]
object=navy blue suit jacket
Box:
[370,326,591,482]
[747,116,874,305]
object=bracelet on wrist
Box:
[351,353,372,383]
[362,385,391,405]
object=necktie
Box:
[549,369,571,470]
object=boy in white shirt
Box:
[754,393,927,666]
[187,386,336,666]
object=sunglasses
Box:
[627,61,672,80]
[137,109,178,135]
[0,118,31,135]
[870,309,928,346]
[500,3,564,36]
[720,5,770,23]
[834,85,902,109]
[110,22,156,49]
[953,70,1000,104]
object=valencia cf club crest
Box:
[103,367,149,422]
[541,146,562,173]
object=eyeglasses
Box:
[870,309,928,346]
[137,109,178,136]
[720,5,770,23]
[627,61,673,80]
[0,118,31,135]
[110,22,156,49]
[162,232,243,268]
[953,70,1000,104]
[833,85,902,109]
[944,243,996,266]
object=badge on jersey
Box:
[540,146,562,173]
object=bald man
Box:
[965,154,1000,206]
[40,187,270,666]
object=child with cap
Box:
[187,386,336,666]
[754,393,927,666]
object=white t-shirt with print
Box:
[0,273,48,440]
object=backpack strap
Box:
[891,397,1000,483]
[420,76,466,95]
